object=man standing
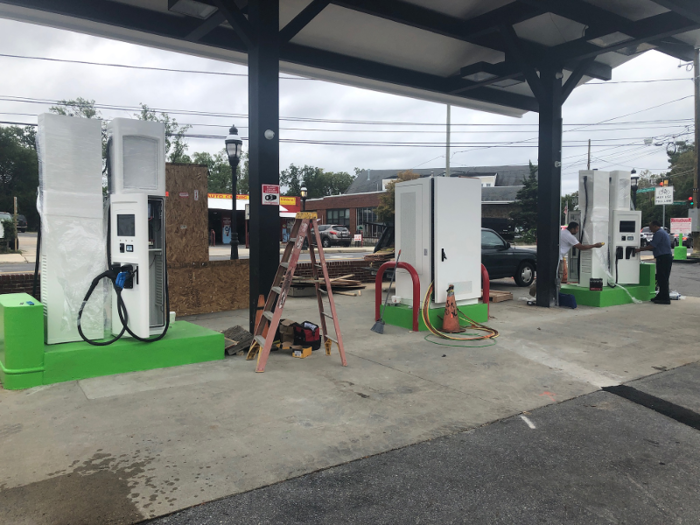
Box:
[559,222,604,281]
[530,222,603,297]
[636,220,672,304]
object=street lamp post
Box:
[225,125,243,260]
[631,169,639,210]
[300,186,308,212]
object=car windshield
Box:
[318,225,331,231]
[0,213,12,221]
[481,230,505,248]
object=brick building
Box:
[304,165,531,238]
[304,191,383,237]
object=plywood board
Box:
[165,163,209,266]
[168,260,250,316]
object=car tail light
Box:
[329,230,337,235]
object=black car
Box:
[482,228,537,286]
[16,214,27,233]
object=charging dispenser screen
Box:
[619,220,636,233]
[117,214,136,236]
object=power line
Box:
[0,53,692,88]
[0,53,309,81]
[0,95,693,127]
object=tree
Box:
[0,126,40,230]
[135,103,192,163]
[49,97,100,119]
[192,150,249,194]
[376,170,420,223]
[280,164,354,197]
[510,161,538,234]
[635,142,695,227]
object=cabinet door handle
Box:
[441,248,447,261]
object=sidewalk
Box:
[1,281,698,523]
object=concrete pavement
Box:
[151,376,700,524]
[1,274,699,523]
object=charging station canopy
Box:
[0,0,698,117]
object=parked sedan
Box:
[482,228,537,286]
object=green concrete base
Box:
[0,293,224,390]
[561,262,656,307]
[674,246,688,260]
[381,302,488,332]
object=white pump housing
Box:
[578,170,610,288]
[38,114,106,344]
[108,119,167,339]
[578,170,641,288]
[395,177,481,307]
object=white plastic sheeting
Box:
[37,113,107,344]
[579,170,610,288]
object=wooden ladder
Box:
[246,212,348,373]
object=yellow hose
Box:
[421,282,499,341]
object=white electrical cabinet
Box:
[108,119,167,339]
[37,114,106,344]
[610,210,641,285]
[395,177,481,307]
[579,170,610,288]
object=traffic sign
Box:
[670,218,692,234]
[655,186,674,205]
[635,187,655,194]
[261,184,280,205]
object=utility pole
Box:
[693,48,700,255]
[445,104,451,177]
[587,139,591,170]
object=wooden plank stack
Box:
[291,273,365,296]
[489,290,513,303]
[363,250,394,267]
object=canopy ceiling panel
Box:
[291,5,501,78]
[0,0,697,117]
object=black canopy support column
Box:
[248,0,280,332]
[535,66,563,307]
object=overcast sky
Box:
[0,16,695,195]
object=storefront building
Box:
[207,194,301,245]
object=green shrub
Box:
[1,218,17,250]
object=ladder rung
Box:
[263,310,274,321]
[280,262,289,268]
[314,264,322,268]
[288,237,297,243]
[254,335,267,346]
[322,312,334,319]
[326,335,338,344]
[271,286,282,294]
[319,289,328,295]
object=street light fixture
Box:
[631,169,639,209]
[300,186,308,212]
[225,124,243,260]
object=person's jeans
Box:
[655,254,673,302]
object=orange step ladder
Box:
[247,212,348,372]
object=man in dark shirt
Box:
[636,220,673,304]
